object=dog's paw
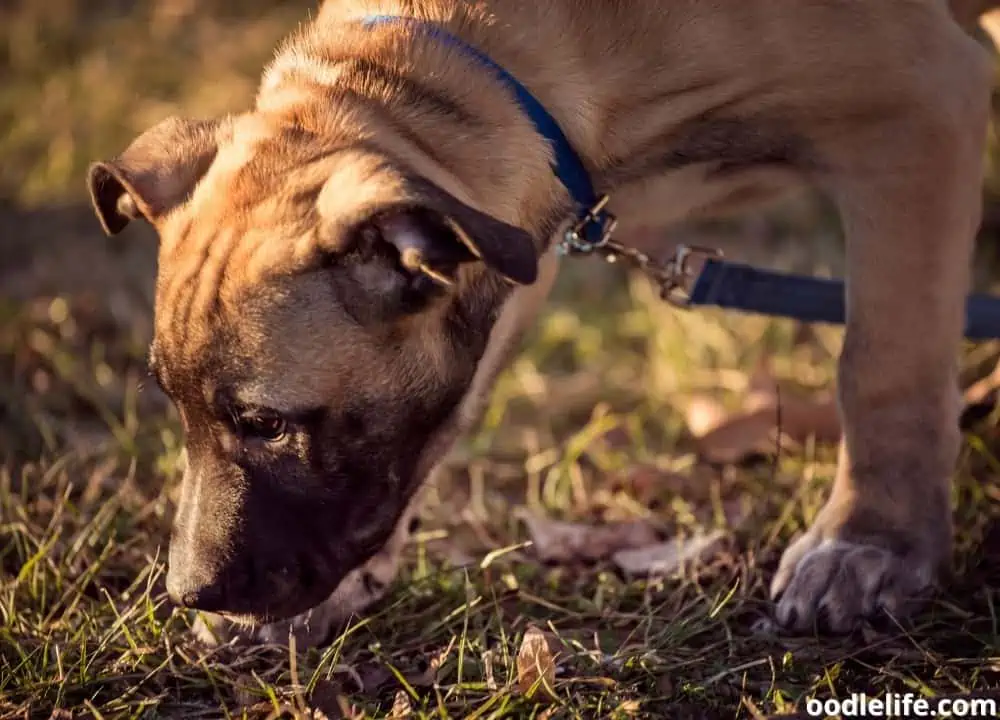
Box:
[770,528,938,634]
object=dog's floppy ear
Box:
[377,177,539,286]
[319,167,540,287]
[87,116,228,235]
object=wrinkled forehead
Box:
[156,120,326,254]
[153,269,385,414]
[152,111,413,293]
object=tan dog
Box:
[88,0,998,645]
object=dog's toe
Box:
[771,535,934,634]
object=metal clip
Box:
[557,195,618,255]
[657,244,723,308]
[553,194,722,310]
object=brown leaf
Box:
[518,510,660,563]
[388,691,413,718]
[516,625,559,702]
[681,357,842,464]
[694,408,779,464]
[612,529,726,575]
[695,397,840,465]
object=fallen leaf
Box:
[693,408,780,464]
[516,625,559,702]
[388,691,412,718]
[695,397,841,465]
[517,510,660,563]
[612,529,726,575]
[680,357,843,464]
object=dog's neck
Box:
[259,0,691,247]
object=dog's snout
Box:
[166,568,231,612]
[166,549,309,617]
[172,579,226,611]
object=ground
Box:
[5,1,1000,718]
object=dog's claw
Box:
[770,534,935,634]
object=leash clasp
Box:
[658,244,724,308]
[554,195,722,310]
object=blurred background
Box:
[6,2,1000,717]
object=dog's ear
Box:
[377,201,539,288]
[372,178,539,287]
[87,116,228,235]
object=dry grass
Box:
[5,2,1000,718]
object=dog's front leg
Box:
[770,31,991,633]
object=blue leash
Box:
[689,259,1000,341]
[363,16,1000,341]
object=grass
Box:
[5,1,1000,717]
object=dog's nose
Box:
[166,570,229,612]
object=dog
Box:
[87,0,999,645]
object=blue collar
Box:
[361,15,614,251]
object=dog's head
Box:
[87,112,544,622]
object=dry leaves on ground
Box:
[682,360,841,465]
[517,510,660,563]
[612,529,727,576]
[516,625,560,703]
[682,353,1000,465]
[518,509,729,576]
[387,691,413,718]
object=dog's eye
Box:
[238,413,287,442]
